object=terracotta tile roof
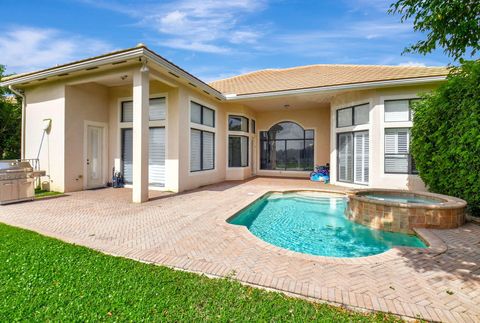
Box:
[209,64,449,96]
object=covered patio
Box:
[0,177,479,322]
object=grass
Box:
[0,223,401,322]
[34,188,62,199]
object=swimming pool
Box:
[228,191,426,257]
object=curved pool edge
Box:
[222,217,446,265]
[220,189,444,264]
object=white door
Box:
[86,125,104,188]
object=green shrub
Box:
[411,60,480,215]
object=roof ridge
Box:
[209,63,447,84]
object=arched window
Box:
[260,122,314,171]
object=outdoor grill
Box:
[0,160,36,205]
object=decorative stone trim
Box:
[346,189,466,234]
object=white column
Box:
[132,67,149,203]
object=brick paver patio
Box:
[1,177,479,322]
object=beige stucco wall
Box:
[330,84,437,191]
[255,106,331,178]
[64,83,109,192]
[24,82,66,192]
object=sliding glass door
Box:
[338,131,369,184]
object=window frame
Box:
[259,122,314,171]
[384,98,419,122]
[336,103,370,128]
[191,101,215,127]
[228,135,249,168]
[120,97,167,123]
[228,115,249,132]
[384,127,418,175]
[190,128,215,172]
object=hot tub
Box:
[346,189,466,234]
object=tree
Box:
[0,65,22,159]
[389,0,480,61]
[411,61,480,214]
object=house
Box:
[0,44,448,202]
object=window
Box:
[121,98,166,122]
[260,122,314,171]
[191,101,215,127]
[229,115,249,132]
[337,131,369,184]
[229,136,249,167]
[190,129,215,171]
[336,103,369,127]
[121,127,166,186]
[384,128,417,174]
[384,99,419,122]
[251,119,256,134]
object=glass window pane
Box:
[202,131,215,170]
[229,116,248,132]
[305,140,314,170]
[286,140,304,170]
[354,104,369,125]
[260,131,268,140]
[149,98,166,121]
[203,107,215,127]
[337,108,352,127]
[273,140,286,170]
[121,101,133,122]
[191,102,202,124]
[229,136,248,167]
[260,140,269,169]
[305,130,314,139]
[190,129,201,171]
[251,120,256,133]
[268,122,304,139]
[385,100,410,122]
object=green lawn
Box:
[0,223,400,322]
[34,188,63,199]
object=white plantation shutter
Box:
[385,100,410,122]
[149,98,166,121]
[338,133,353,182]
[122,129,133,183]
[354,131,369,184]
[149,128,165,186]
[202,131,215,170]
[385,128,410,173]
[122,102,133,122]
[190,129,201,171]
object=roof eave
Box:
[223,75,447,101]
[0,47,226,101]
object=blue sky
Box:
[1,0,454,82]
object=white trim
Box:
[225,76,446,100]
[83,121,108,190]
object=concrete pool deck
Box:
[0,177,479,322]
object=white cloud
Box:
[398,61,427,67]
[80,0,267,53]
[0,26,113,74]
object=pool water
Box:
[363,194,442,205]
[229,192,426,257]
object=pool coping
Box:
[219,189,447,265]
[348,188,467,210]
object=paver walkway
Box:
[1,177,479,322]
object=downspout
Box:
[8,86,26,160]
